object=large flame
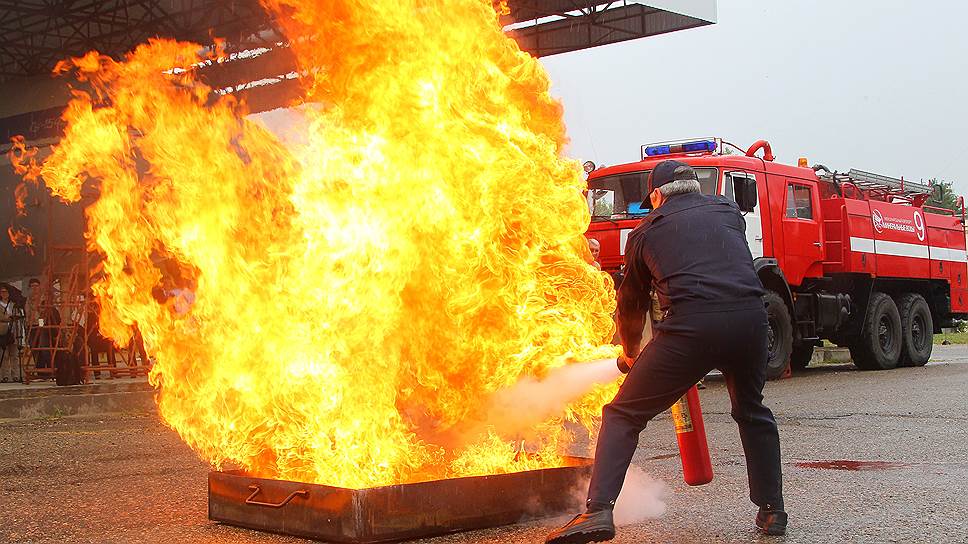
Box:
[14,0,620,487]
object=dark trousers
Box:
[29,329,52,369]
[587,306,784,509]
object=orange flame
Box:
[23,0,620,487]
[8,135,41,252]
[7,227,34,249]
[9,135,43,217]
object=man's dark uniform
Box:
[547,160,785,544]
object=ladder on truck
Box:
[820,168,933,204]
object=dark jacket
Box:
[617,191,764,354]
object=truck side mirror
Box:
[732,174,757,212]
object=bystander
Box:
[587,238,602,270]
[25,278,55,373]
[0,286,19,382]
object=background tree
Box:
[926,178,960,212]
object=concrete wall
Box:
[0,75,70,118]
[0,153,85,280]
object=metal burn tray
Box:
[208,456,592,543]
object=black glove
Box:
[616,354,633,374]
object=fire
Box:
[7,227,33,249]
[13,0,620,487]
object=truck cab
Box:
[585,138,967,380]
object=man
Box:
[587,238,602,270]
[0,286,19,382]
[546,160,786,543]
[25,278,54,372]
[25,278,41,328]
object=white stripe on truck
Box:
[848,236,875,254]
[929,246,968,263]
[849,236,967,262]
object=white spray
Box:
[480,358,623,438]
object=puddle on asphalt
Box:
[795,460,908,471]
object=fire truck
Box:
[585,138,968,380]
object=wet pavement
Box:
[1,344,966,544]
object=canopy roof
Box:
[0,1,715,82]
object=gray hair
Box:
[658,179,701,197]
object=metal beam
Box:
[508,3,711,57]
[0,0,270,82]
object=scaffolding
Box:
[20,245,88,384]
[19,200,152,384]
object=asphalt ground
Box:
[1,344,965,544]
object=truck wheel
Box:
[790,344,814,371]
[896,293,933,367]
[849,292,902,370]
[763,291,793,380]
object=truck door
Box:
[781,181,823,285]
[723,171,764,258]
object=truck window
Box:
[785,184,813,219]
[588,171,649,218]
[696,168,718,196]
[589,189,615,216]
[588,167,718,221]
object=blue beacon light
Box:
[644,140,717,157]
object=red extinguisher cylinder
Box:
[670,385,713,486]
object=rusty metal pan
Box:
[209,456,592,542]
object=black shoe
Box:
[755,507,787,536]
[545,509,615,544]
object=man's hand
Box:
[616,353,636,374]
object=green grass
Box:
[823,334,966,346]
[935,332,968,345]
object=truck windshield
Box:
[588,167,719,220]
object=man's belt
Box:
[659,297,764,318]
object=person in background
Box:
[25,278,41,328]
[587,238,602,270]
[169,284,196,315]
[25,278,54,373]
[0,286,19,382]
[156,273,196,316]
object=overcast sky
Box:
[541,0,968,200]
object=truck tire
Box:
[849,292,902,370]
[790,344,814,371]
[763,291,793,380]
[896,293,933,367]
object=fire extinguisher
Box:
[670,385,713,486]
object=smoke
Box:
[564,466,667,527]
[480,358,622,438]
[613,466,667,524]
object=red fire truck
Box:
[585,138,968,379]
